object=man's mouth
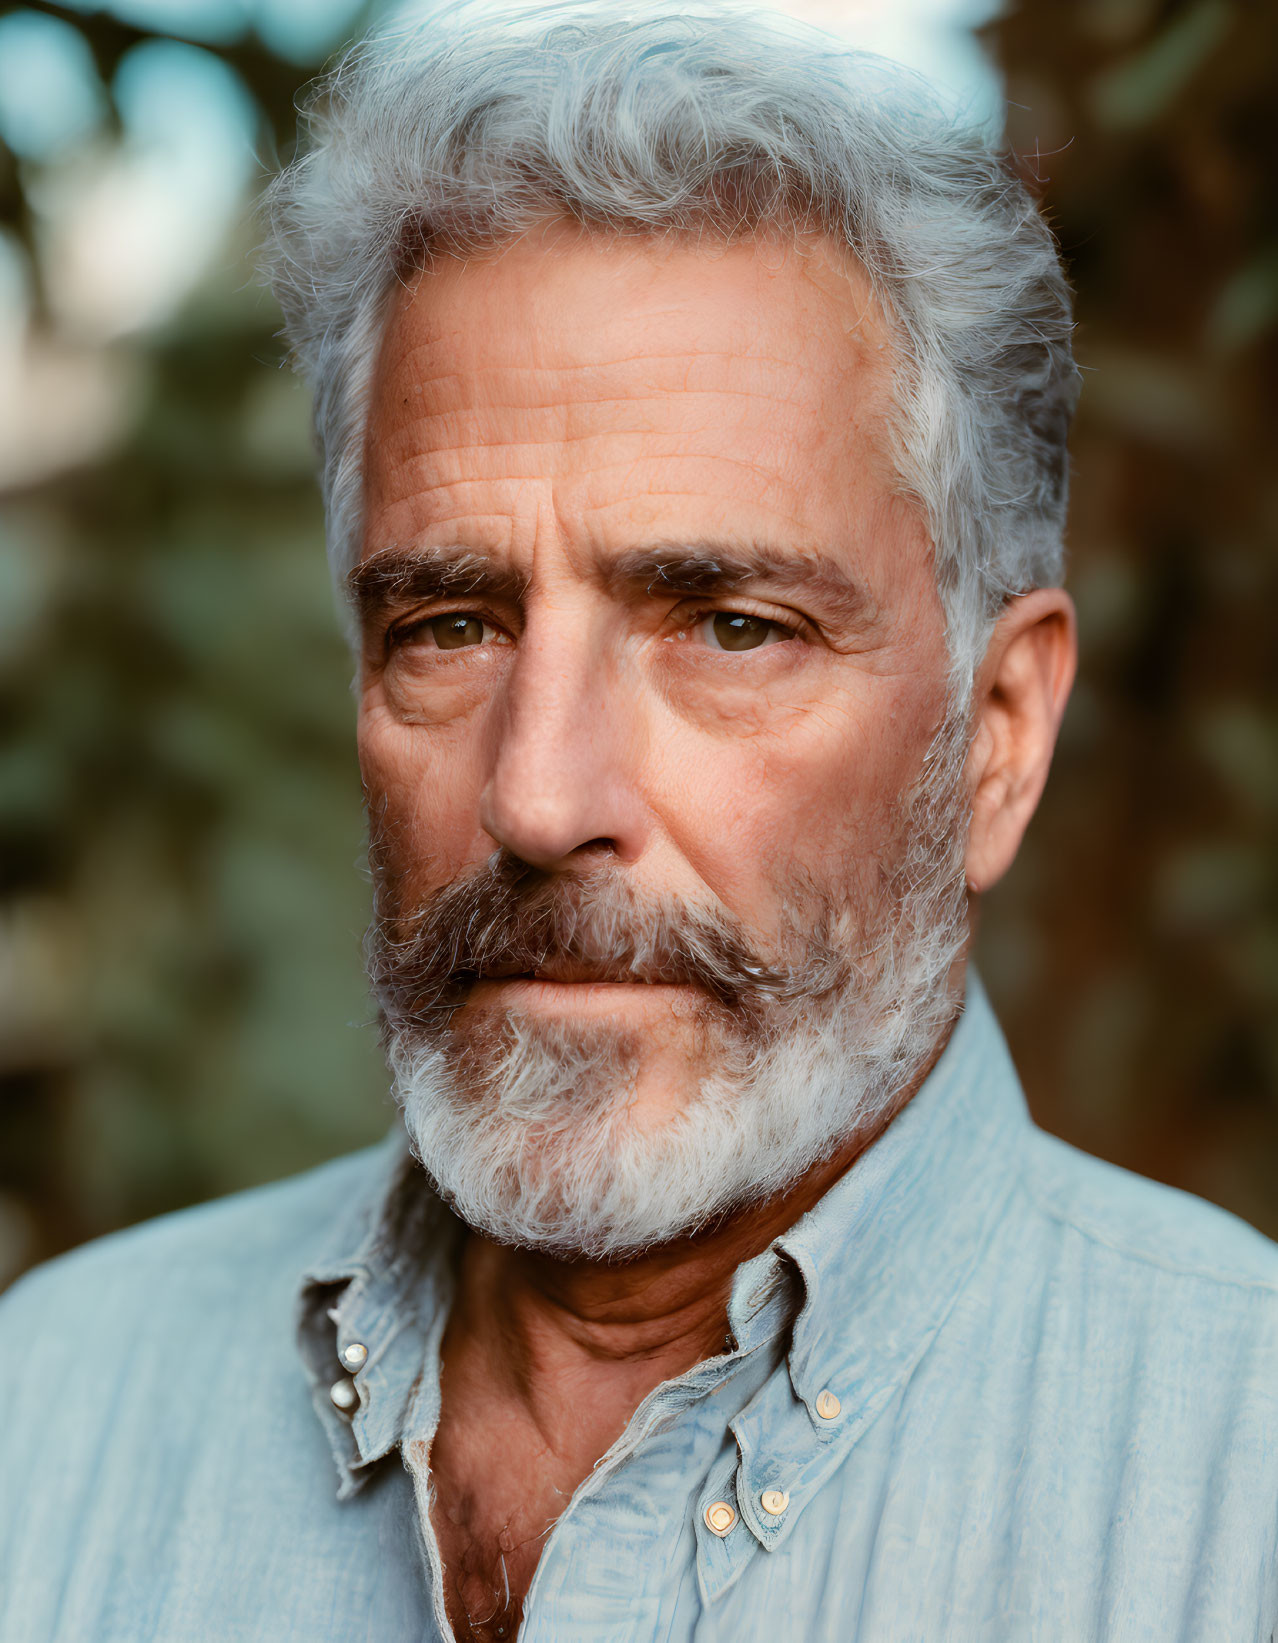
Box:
[470,961,679,986]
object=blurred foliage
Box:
[985,0,1278,1232]
[0,1,389,1288]
[0,0,1275,1290]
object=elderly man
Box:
[3,6,1277,1641]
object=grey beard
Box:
[367,704,972,1261]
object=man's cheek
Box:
[360,705,466,805]
[361,741,472,884]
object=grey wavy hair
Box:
[262,0,1078,681]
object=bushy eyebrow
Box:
[348,538,877,630]
[348,545,529,625]
[607,541,878,628]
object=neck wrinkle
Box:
[446,1098,905,1405]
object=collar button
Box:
[329,1377,359,1416]
[340,1341,368,1371]
[815,1388,842,1421]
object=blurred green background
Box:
[0,0,1274,1290]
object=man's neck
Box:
[425,1006,960,1641]
[427,1126,874,1643]
[448,1132,862,1412]
[450,995,962,1411]
[457,991,964,1382]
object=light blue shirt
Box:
[4,977,1278,1641]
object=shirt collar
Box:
[295,973,1029,1500]
[295,1132,460,1498]
[709,973,1031,1575]
[778,971,1029,1418]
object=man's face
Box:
[355,222,964,1255]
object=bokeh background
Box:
[1,0,1274,1290]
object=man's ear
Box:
[964,588,1077,894]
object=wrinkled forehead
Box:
[361,220,917,579]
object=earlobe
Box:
[963,589,1077,895]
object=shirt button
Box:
[815,1388,842,1420]
[339,1341,368,1371]
[329,1377,358,1415]
[704,1501,737,1537]
[760,1488,790,1516]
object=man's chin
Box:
[388,1018,735,1259]
[387,997,838,1263]
[448,1001,715,1132]
[421,1139,756,1265]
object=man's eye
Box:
[400,613,502,651]
[693,611,790,652]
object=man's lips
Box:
[457,969,700,1018]
[468,964,689,986]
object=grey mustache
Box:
[367,854,849,1032]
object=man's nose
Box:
[478,619,649,871]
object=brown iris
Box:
[711,612,772,651]
[430,613,486,648]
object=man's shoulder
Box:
[1021,1122,1278,1303]
[0,1140,394,1333]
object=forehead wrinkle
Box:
[385,382,815,447]
[384,436,796,478]
[383,340,816,412]
[378,447,806,509]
